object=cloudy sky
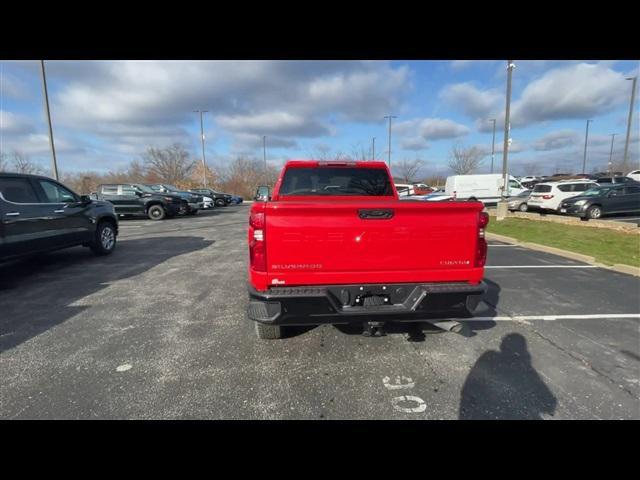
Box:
[1,60,638,177]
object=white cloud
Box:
[510,63,630,127]
[47,60,410,153]
[396,118,470,141]
[532,130,580,151]
[400,136,430,151]
[439,82,502,120]
[216,112,329,137]
[0,110,36,135]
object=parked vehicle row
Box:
[511,175,640,220]
[0,172,246,263]
[90,183,241,220]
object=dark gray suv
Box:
[0,173,119,261]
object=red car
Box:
[247,160,488,339]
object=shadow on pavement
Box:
[459,333,558,419]
[0,236,213,354]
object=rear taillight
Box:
[542,194,554,200]
[475,211,489,267]
[249,211,266,272]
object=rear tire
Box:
[215,198,226,207]
[148,205,166,220]
[89,221,117,256]
[586,205,602,219]
[519,202,528,212]
[255,322,283,340]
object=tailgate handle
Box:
[358,209,394,220]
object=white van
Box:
[444,174,527,204]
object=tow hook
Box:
[363,321,386,337]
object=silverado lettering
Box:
[247,160,489,340]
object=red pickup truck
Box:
[247,160,488,339]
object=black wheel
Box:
[255,322,283,340]
[586,205,602,219]
[215,198,226,207]
[89,221,117,256]
[519,202,528,212]
[188,209,198,215]
[147,205,166,220]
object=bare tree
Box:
[10,152,46,175]
[141,143,195,184]
[216,156,279,199]
[350,142,370,161]
[396,158,426,184]
[447,144,484,174]
[307,145,350,161]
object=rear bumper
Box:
[247,281,487,326]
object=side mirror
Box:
[255,186,270,201]
[80,194,92,204]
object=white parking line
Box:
[463,314,640,321]
[485,265,597,269]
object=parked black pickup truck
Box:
[190,188,232,207]
[1,173,119,261]
[93,183,184,220]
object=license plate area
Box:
[326,284,427,312]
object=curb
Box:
[485,232,640,277]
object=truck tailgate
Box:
[264,200,484,286]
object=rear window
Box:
[533,184,552,193]
[598,178,613,183]
[279,167,393,196]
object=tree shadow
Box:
[459,333,558,420]
[0,236,213,353]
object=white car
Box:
[627,170,640,182]
[527,180,598,212]
[519,175,539,184]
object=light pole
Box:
[497,60,515,221]
[263,135,267,170]
[622,76,637,173]
[372,137,376,161]
[501,61,515,197]
[489,118,496,174]
[582,119,592,174]
[609,133,617,169]
[193,110,209,187]
[40,60,59,180]
[384,115,397,170]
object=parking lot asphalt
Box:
[1,205,639,420]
